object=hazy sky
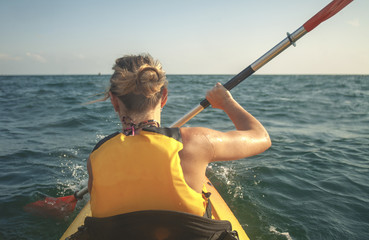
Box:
[0,0,367,75]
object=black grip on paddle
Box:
[200,66,255,108]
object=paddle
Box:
[24,186,88,219]
[170,0,353,127]
[24,0,352,218]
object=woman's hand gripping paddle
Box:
[24,187,88,219]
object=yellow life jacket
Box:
[90,127,206,218]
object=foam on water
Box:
[269,226,293,240]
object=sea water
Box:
[0,75,368,240]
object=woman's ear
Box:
[161,88,168,108]
[109,92,120,113]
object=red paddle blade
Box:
[304,0,353,32]
[24,195,77,219]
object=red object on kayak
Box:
[24,195,77,219]
[24,187,88,219]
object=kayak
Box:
[60,177,249,240]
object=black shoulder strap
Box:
[91,132,120,153]
[142,127,182,143]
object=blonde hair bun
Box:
[135,64,165,98]
[110,54,167,98]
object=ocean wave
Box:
[1,75,369,239]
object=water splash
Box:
[208,164,244,199]
[269,226,293,240]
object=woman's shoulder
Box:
[179,127,217,149]
[180,127,219,139]
[179,127,215,165]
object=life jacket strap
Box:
[202,191,213,219]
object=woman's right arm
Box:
[181,83,271,164]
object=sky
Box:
[0,0,368,75]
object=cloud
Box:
[0,53,22,61]
[347,18,360,27]
[26,52,47,63]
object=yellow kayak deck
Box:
[60,178,249,240]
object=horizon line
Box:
[1,73,368,77]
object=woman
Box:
[87,54,271,219]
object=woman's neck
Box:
[119,104,162,135]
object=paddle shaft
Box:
[75,186,89,200]
[169,27,306,128]
[170,0,352,128]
